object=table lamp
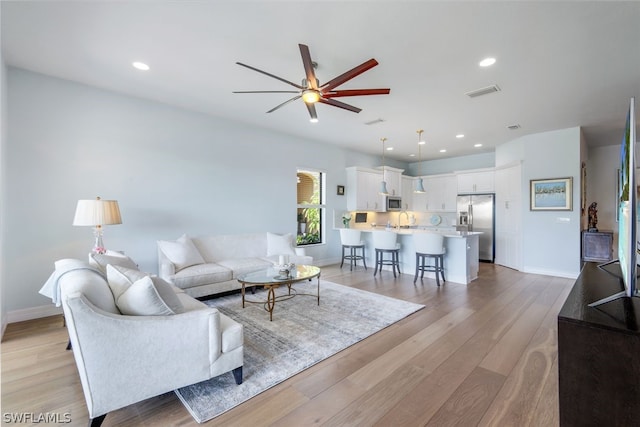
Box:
[73,197,122,254]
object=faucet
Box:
[397,210,410,229]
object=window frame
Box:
[296,168,326,246]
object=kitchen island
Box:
[350,228,481,285]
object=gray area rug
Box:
[174,280,424,423]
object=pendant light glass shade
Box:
[379,137,389,195]
[414,129,426,193]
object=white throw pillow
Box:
[158,234,205,271]
[90,251,138,274]
[106,265,148,300]
[266,232,296,256]
[116,275,184,316]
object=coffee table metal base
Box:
[238,268,321,321]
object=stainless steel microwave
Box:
[385,196,402,211]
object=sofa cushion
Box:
[158,234,205,271]
[266,232,296,256]
[89,251,138,274]
[116,275,185,316]
[172,263,233,289]
[106,265,148,300]
[217,258,272,279]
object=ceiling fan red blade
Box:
[322,88,391,98]
[320,59,379,92]
[299,44,319,90]
[236,62,303,90]
[266,95,301,113]
[318,98,362,113]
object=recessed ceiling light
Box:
[309,118,318,123]
[409,153,416,157]
[456,134,465,139]
[132,61,150,71]
[439,149,447,153]
[474,143,483,147]
[386,147,394,151]
[479,57,496,67]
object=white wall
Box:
[1,51,8,333]
[497,127,582,278]
[4,68,395,316]
[406,152,495,176]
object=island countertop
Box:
[337,227,480,284]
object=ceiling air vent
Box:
[507,124,521,130]
[364,118,385,125]
[465,84,501,98]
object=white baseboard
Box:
[7,304,62,324]
[522,266,579,280]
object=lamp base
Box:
[92,226,106,254]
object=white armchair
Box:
[56,259,243,426]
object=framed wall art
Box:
[530,177,573,211]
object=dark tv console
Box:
[557,262,640,426]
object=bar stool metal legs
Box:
[414,252,446,286]
[374,248,401,278]
[340,244,367,271]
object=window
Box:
[297,169,325,245]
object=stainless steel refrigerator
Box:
[457,194,495,262]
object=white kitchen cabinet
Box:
[377,166,404,197]
[346,167,383,211]
[417,174,457,212]
[401,176,415,211]
[457,170,495,193]
[494,164,522,270]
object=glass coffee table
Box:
[237,265,321,321]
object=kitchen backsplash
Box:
[333,209,458,229]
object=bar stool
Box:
[373,230,401,277]
[340,229,367,271]
[413,232,446,286]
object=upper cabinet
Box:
[457,169,495,194]
[377,166,404,197]
[346,167,383,211]
[401,176,415,211]
[413,174,457,212]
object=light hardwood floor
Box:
[1,263,573,426]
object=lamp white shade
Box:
[73,199,122,226]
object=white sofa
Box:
[52,257,244,426]
[157,232,313,298]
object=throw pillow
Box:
[116,275,184,316]
[157,234,205,271]
[106,265,148,300]
[266,232,296,256]
[90,251,139,274]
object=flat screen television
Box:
[591,97,638,307]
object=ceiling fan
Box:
[233,44,390,121]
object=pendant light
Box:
[379,137,389,195]
[414,129,426,193]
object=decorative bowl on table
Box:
[273,263,295,278]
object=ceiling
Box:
[2,1,639,162]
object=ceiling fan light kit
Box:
[234,44,390,121]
